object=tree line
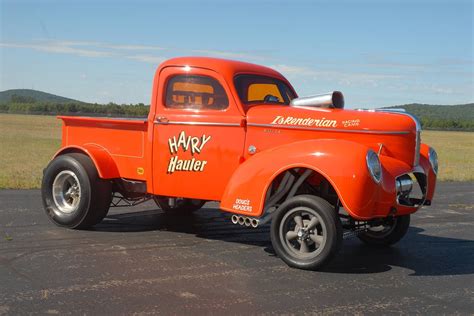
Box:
[0,100,149,117]
[0,96,472,131]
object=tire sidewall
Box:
[271,195,342,270]
[358,215,410,246]
[42,155,92,228]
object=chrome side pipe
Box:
[231,215,259,228]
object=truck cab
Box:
[42,57,438,270]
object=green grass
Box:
[0,114,62,189]
[421,130,473,182]
[0,113,472,189]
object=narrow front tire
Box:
[271,195,342,270]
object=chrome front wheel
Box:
[271,195,342,270]
[280,206,327,260]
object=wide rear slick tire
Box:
[41,153,112,229]
[271,195,342,270]
[358,215,410,246]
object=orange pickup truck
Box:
[42,57,438,270]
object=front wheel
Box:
[271,195,342,270]
[358,215,410,246]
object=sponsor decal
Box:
[342,119,360,127]
[263,128,281,134]
[271,115,338,128]
[233,198,253,212]
[167,131,211,174]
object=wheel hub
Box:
[52,170,81,214]
[297,229,310,241]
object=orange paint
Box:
[53,57,437,220]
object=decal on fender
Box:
[167,131,211,174]
[271,116,338,128]
[233,198,253,212]
[270,116,361,128]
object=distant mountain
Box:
[0,89,83,104]
[384,103,474,121]
[0,89,472,129]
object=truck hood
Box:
[246,105,420,167]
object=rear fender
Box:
[220,139,377,219]
[53,144,120,179]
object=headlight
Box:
[366,150,382,183]
[428,147,438,175]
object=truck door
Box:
[151,66,246,201]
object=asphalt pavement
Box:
[0,182,473,315]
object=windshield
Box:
[234,74,296,106]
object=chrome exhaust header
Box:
[230,215,259,228]
[231,215,239,224]
[290,91,344,109]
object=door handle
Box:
[154,116,169,124]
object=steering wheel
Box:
[263,94,280,103]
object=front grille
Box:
[414,130,420,166]
[376,109,421,166]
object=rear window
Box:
[234,74,296,105]
[165,75,228,110]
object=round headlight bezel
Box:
[428,147,438,175]
[366,150,382,183]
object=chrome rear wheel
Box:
[52,170,82,215]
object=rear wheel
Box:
[271,195,342,270]
[41,153,112,229]
[358,215,410,246]
[153,196,205,214]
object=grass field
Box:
[0,113,472,189]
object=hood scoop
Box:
[290,91,344,109]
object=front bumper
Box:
[370,144,437,218]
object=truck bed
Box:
[58,116,148,180]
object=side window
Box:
[165,75,229,110]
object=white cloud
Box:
[0,39,167,60]
[126,54,167,64]
[271,63,401,87]
[0,39,268,65]
[0,42,113,58]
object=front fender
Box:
[53,144,120,179]
[220,139,378,219]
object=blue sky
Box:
[1,0,472,107]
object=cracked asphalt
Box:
[0,182,473,315]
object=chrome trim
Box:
[247,123,410,135]
[366,150,382,183]
[377,143,384,156]
[428,147,438,175]
[154,120,241,127]
[395,172,427,208]
[248,145,257,154]
[375,109,421,166]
